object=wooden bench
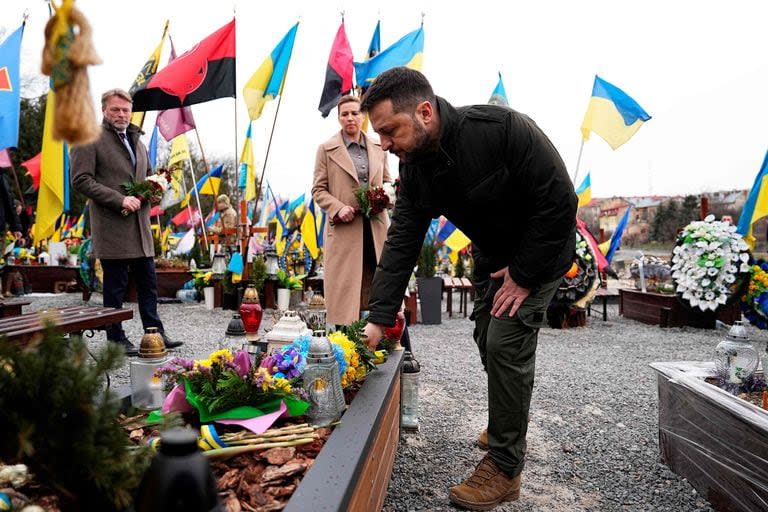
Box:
[0,299,31,318]
[0,305,133,345]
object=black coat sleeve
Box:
[367,169,432,326]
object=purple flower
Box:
[232,350,252,378]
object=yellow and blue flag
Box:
[228,251,244,283]
[180,165,223,208]
[0,24,24,151]
[367,20,381,59]
[33,89,69,242]
[301,198,319,259]
[316,208,326,248]
[437,218,471,253]
[354,26,424,87]
[147,125,159,169]
[237,123,257,201]
[488,72,508,107]
[737,151,768,248]
[581,75,650,150]
[243,23,299,121]
[575,173,592,208]
[289,193,305,218]
[602,205,632,263]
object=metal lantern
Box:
[714,320,760,385]
[304,293,327,332]
[400,351,421,431]
[211,251,228,276]
[302,332,346,427]
[222,313,247,352]
[264,310,312,355]
[264,246,279,277]
[130,327,168,410]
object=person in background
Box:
[312,95,392,326]
[0,171,21,242]
[360,67,577,510]
[71,88,182,356]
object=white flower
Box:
[382,182,397,207]
[724,274,736,283]
[707,267,719,276]
[741,263,751,273]
[705,291,715,301]
[704,214,715,222]
[701,278,711,287]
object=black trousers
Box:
[101,257,164,341]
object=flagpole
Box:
[186,155,209,250]
[573,139,585,185]
[191,124,219,224]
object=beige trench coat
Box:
[71,122,155,260]
[312,131,391,325]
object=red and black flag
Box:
[318,22,353,118]
[132,19,236,112]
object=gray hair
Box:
[101,88,132,109]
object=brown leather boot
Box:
[477,429,489,450]
[448,455,521,510]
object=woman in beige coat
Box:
[312,95,391,325]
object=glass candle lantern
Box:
[130,327,168,410]
[305,293,327,333]
[714,320,759,385]
[264,246,279,277]
[239,284,263,334]
[302,332,346,427]
[211,252,227,276]
[400,351,421,431]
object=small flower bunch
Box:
[269,332,368,389]
[740,259,768,329]
[354,183,395,219]
[260,346,306,380]
[671,215,750,312]
[121,168,172,216]
[328,330,367,387]
[276,268,304,290]
[192,270,214,295]
[156,348,301,416]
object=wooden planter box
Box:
[650,362,768,512]
[619,288,741,328]
[117,349,404,511]
[125,269,192,302]
[284,349,404,512]
[3,264,84,295]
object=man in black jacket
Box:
[361,67,576,510]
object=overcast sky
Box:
[2,0,767,201]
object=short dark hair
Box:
[360,67,435,114]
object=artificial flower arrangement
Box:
[121,168,172,216]
[155,348,308,424]
[276,268,305,290]
[671,215,750,312]
[552,231,598,306]
[192,270,214,296]
[740,259,768,329]
[353,182,396,219]
[260,320,381,390]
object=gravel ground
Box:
[18,291,754,511]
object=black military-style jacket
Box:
[367,97,577,326]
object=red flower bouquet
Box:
[353,183,396,219]
[121,168,172,216]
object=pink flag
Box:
[216,400,288,435]
[155,36,197,141]
[0,149,11,167]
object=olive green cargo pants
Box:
[471,277,561,477]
